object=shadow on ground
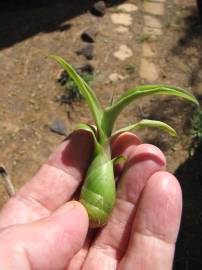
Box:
[174,141,202,269]
[171,6,202,87]
[0,0,125,50]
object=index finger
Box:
[0,129,93,228]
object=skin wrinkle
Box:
[14,193,51,218]
[44,162,80,185]
[47,160,83,183]
[132,229,176,246]
[28,163,80,209]
[82,248,117,270]
[23,202,88,270]
[15,162,85,214]
[134,172,182,243]
[0,196,49,229]
[120,233,174,270]
[66,230,95,270]
[22,246,32,270]
[0,230,31,270]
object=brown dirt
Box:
[0,1,202,268]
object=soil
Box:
[0,0,202,269]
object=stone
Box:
[111,13,132,26]
[50,119,68,136]
[151,0,166,2]
[81,28,97,43]
[91,1,106,16]
[140,58,159,81]
[144,27,163,35]
[116,26,129,33]
[117,3,138,12]
[76,64,94,74]
[113,45,133,61]
[76,44,94,60]
[142,43,156,57]
[144,15,162,28]
[109,73,125,82]
[144,2,164,16]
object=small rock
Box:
[118,3,138,12]
[144,27,163,36]
[142,43,156,57]
[76,44,94,60]
[113,45,133,61]
[139,58,159,81]
[111,13,132,26]
[76,64,94,75]
[144,2,164,16]
[116,26,129,33]
[81,28,98,43]
[50,119,68,136]
[91,1,106,16]
[144,15,162,29]
[109,73,125,82]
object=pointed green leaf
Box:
[50,55,103,131]
[112,119,177,137]
[102,85,199,136]
[112,155,126,165]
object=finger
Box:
[118,172,182,270]
[0,130,93,228]
[111,132,142,178]
[66,230,95,270]
[0,201,89,270]
[82,134,166,269]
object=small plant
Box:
[138,33,151,43]
[51,55,199,228]
[165,21,171,29]
[58,69,94,104]
[174,13,183,25]
[125,63,136,74]
[114,7,125,13]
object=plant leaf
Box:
[112,155,126,165]
[112,119,177,137]
[102,85,199,136]
[76,123,102,154]
[50,55,103,132]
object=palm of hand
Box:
[0,130,181,270]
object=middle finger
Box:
[81,133,166,270]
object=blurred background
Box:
[0,1,202,268]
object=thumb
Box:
[0,201,89,270]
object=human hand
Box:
[0,130,182,269]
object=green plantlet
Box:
[125,63,136,74]
[58,70,94,104]
[138,33,151,43]
[165,21,171,29]
[51,55,199,228]
[174,12,183,25]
